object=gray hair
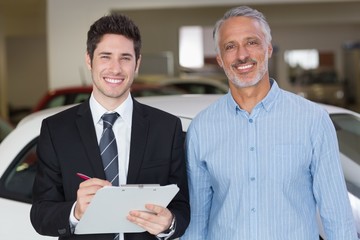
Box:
[213,6,272,53]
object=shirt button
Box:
[251,208,256,212]
[250,177,256,181]
[250,147,255,151]
[249,119,253,123]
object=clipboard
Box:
[74,184,179,234]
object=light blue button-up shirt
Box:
[182,79,357,240]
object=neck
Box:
[230,78,270,113]
[93,91,129,111]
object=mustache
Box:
[231,58,257,68]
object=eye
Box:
[120,54,133,61]
[247,39,259,46]
[224,43,236,51]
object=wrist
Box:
[156,215,176,239]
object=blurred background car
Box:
[8,82,186,125]
[32,83,186,112]
[0,95,359,239]
[145,77,229,94]
[10,77,227,124]
[32,86,93,112]
[290,68,346,107]
[130,82,186,97]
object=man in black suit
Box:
[30,14,189,240]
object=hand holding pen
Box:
[74,173,111,220]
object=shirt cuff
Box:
[156,215,176,240]
[69,201,79,233]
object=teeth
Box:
[105,78,121,83]
[237,64,252,70]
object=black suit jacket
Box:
[30,99,190,240]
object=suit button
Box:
[58,228,67,235]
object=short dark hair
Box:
[86,13,142,62]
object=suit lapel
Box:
[75,101,106,180]
[127,100,149,183]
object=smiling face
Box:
[216,16,273,89]
[86,34,140,109]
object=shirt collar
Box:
[227,78,280,113]
[260,78,279,112]
[89,93,133,127]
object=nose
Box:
[109,59,122,74]
[237,46,250,61]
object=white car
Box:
[0,94,359,239]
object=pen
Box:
[76,172,91,180]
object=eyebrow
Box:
[98,52,134,58]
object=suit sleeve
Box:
[30,119,74,237]
[166,117,190,239]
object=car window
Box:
[184,84,207,94]
[173,83,225,94]
[45,95,66,109]
[0,118,13,142]
[132,87,184,97]
[0,138,38,203]
[73,93,91,104]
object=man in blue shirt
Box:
[182,6,357,240]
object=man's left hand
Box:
[127,204,173,235]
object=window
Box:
[0,138,38,203]
[179,26,204,68]
[284,49,319,70]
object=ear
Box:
[216,55,223,68]
[85,53,92,70]
[268,44,273,59]
[135,54,142,74]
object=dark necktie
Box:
[99,113,119,186]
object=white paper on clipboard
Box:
[74,184,179,234]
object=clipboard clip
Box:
[120,184,160,189]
